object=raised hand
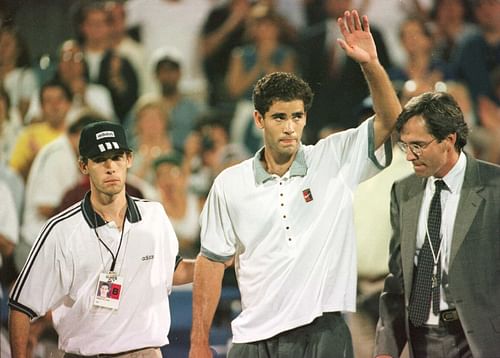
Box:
[337,10,377,64]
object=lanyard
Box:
[94,211,127,273]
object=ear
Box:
[253,110,264,129]
[126,152,133,169]
[446,133,457,151]
[78,160,88,175]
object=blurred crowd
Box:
[0,0,498,357]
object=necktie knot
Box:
[434,179,447,193]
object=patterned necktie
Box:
[409,179,447,326]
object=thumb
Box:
[337,39,352,54]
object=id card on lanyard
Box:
[92,211,128,310]
[94,272,124,309]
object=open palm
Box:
[337,10,377,64]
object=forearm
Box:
[361,60,401,148]
[173,259,195,285]
[9,309,31,358]
[202,18,240,58]
[190,255,225,346]
[226,64,261,99]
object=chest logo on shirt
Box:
[142,255,154,261]
[302,188,313,203]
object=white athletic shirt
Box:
[10,193,180,355]
[200,118,391,343]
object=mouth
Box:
[279,138,296,145]
[412,162,425,170]
[104,178,120,184]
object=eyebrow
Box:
[270,111,304,118]
[399,140,429,145]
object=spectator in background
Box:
[20,113,102,255]
[126,0,213,100]
[474,68,500,164]
[0,179,19,355]
[429,0,476,64]
[185,112,234,202]
[0,87,22,165]
[75,1,138,122]
[452,0,500,108]
[105,0,148,96]
[0,180,19,291]
[388,17,453,94]
[9,80,71,181]
[353,0,433,68]
[269,0,308,33]
[0,25,38,123]
[226,4,296,102]
[26,39,116,123]
[150,47,205,153]
[154,152,202,259]
[300,0,391,143]
[0,160,24,221]
[227,4,296,153]
[0,91,24,216]
[128,95,173,186]
[200,0,250,109]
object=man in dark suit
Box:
[300,0,391,143]
[374,91,500,358]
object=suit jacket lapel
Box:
[401,176,426,301]
[450,155,484,268]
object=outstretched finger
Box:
[362,15,370,33]
[352,10,362,31]
[343,10,354,33]
[337,14,348,38]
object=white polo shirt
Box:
[200,118,392,343]
[10,193,179,355]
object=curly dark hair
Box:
[252,72,314,116]
[396,91,469,152]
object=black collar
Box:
[81,191,142,228]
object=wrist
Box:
[360,58,382,73]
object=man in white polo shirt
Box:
[9,121,194,357]
[189,10,402,358]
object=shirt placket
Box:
[277,177,295,248]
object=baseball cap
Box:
[79,121,131,159]
[150,46,183,73]
[152,151,183,171]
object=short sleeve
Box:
[199,178,236,262]
[9,224,72,319]
[313,117,392,188]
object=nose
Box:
[104,158,116,172]
[283,119,294,134]
[406,149,418,161]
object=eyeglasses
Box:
[61,51,84,63]
[397,138,437,156]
